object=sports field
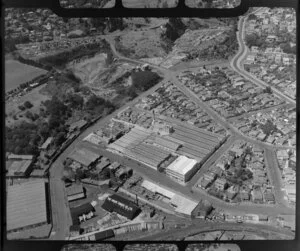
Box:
[5,60,48,93]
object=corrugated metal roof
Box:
[6,180,47,231]
[68,148,100,167]
[154,137,181,151]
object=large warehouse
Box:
[6,179,49,232]
[165,155,199,184]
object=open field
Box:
[5,84,50,126]
[5,60,48,93]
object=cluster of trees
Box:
[7,95,73,155]
[84,94,115,119]
[196,29,238,60]
[162,18,186,42]
[39,40,110,67]
[280,42,296,54]
[248,14,258,21]
[260,119,277,136]
[245,33,265,48]
[263,86,272,94]
[25,111,40,122]
[17,56,52,71]
[116,70,161,101]
[18,101,33,111]
[6,122,41,155]
[5,37,17,53]
[131,70,161,92]
[225,151,254,186]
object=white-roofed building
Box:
[141,180,175,199]
[170,194,198,216]
[165,155,199,184]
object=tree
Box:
[99,168,110,180]
[85,95,106,110]
[264,86,272,94]
[75,168,85,180]
[66,93,84,109]
[54,132,66,146]
[248,14,258,21]
[24,101,33,109]
[18,105,26,111]
[245,33,264,48]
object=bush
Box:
[24,101,33,109]
[18,105,26,111]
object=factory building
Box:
[101,194,141,220]
[165,155,199,184]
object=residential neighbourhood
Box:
[4,5,296,244]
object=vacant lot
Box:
[5,60,48,93]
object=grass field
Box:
[5,60,48,93]
[5,84,50,126]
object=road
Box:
[47,13,295,239]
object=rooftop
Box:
[166,155,198,176]
[170,194,198,216]
[6,159,32,176]
[66,183,84,196]
[68,148,101,167]
[6,179,48,231]
[141,180,175,199]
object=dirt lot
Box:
[5,59,48,93]
[69,53,109,85]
